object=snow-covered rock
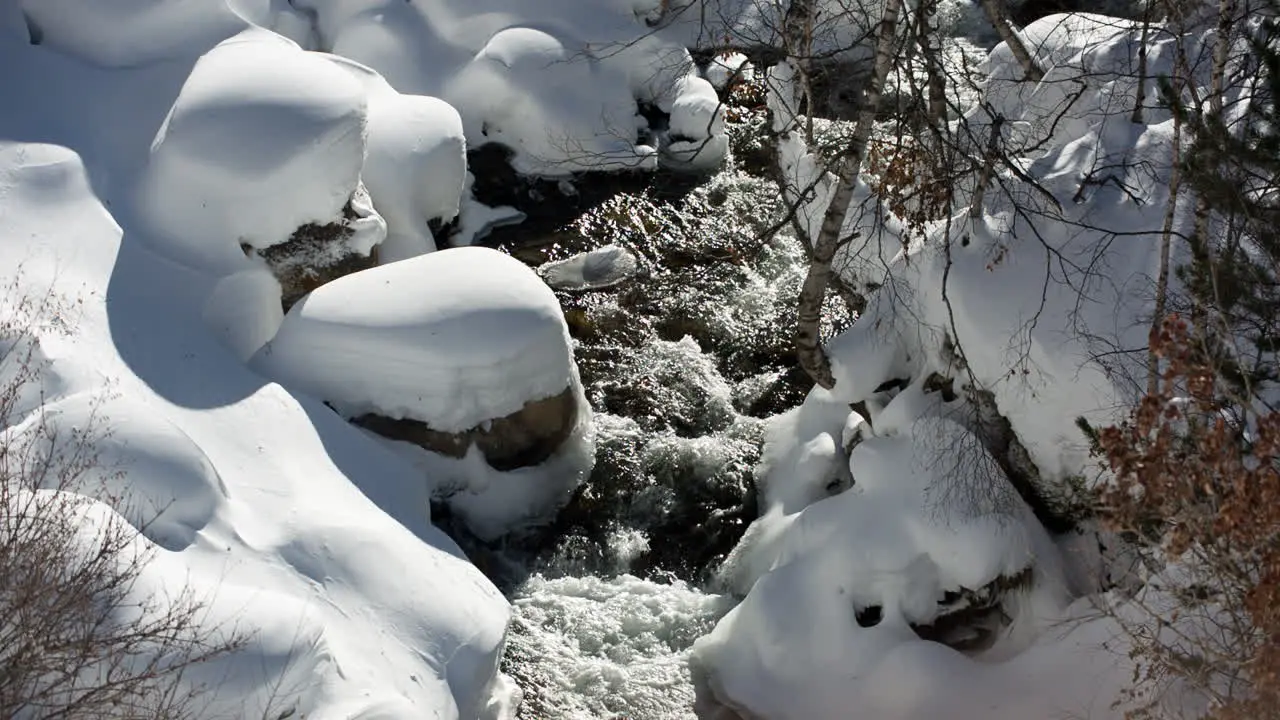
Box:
[694,10,1205,719]
[327,57,469,262]
[137,30,384,276]
[693,390,1071,719]
[703,52,755,92]
[537,244,640,291]
[447,26,657,175]
[0,139,517,719]
[251,246,594,538]
[19,0,254,67]
[665,74,728,170]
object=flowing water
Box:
[449,117,857,717]
[443,16,1025,716]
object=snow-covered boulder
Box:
[250,246,594,538]
[330,61,468,263]
[537,244,640,291]
[693,394,1068,719]
[447,27,657,175]
[664,74,728,170]
[703,52,755,92]
[137,30,385,282]
[0,139,519,720]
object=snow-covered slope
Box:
[0,141,516,718]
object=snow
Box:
[664,74,729,169]
[446,26,658,174]
[202,265,285,360]
[252,246,576,431]
[0,0,1225,717]
[138,30,382,275]
[0,140,517,717]
[695,10,1218,720]
[19,0,255,68]
[699,382,1064,686]
[702,52,754,92]
[360,75,467,262]
[538,244,641,292]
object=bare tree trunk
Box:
[1151,105,1181,395]
[1181,0,1236,353]
[916,0,948,124]
[783,0,817,142]
[970,114,1005,219]
[1132,0,1153,123]
[978,0,1044,82]
[794,0,903,390]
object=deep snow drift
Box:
[1,0,753,714]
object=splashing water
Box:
[503,574,735,720]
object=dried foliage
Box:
[0,283,240,719]
[1096,315,1280,719]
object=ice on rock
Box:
[251,246,595,537]
[137,30,384,276]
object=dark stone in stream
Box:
[353,386,578,472]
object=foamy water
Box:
[503,574,734,719]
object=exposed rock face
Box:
[353,386,578,472]
[910,566,1034,654]
[256,195,382,312]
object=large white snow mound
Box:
[0,135,515,719]
[290,0,736,174]
[138,30,382,275]
[693,385,1080,720]
[329,60,468,262]
[446,27,657,174]
[252,246,575,432]
[19,0,255,67]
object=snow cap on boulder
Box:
[251,245,575,433]
[138,29,382,275]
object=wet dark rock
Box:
[461,144,702,253]
[353,386,578,472]
[911,566,1034,655]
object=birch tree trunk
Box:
[977,0,1044,82]
[916,0,948,124]
[794,0,903,390]
[1132,1,1153,123]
